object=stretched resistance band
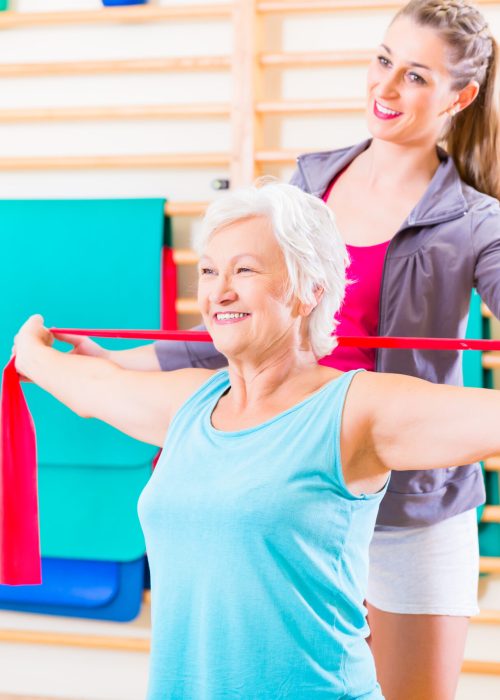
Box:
[50,329,500,352]
[3,327,500,586]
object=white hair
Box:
[193,181,349,359]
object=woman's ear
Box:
[446,80,480,117]
[298,286,324,317]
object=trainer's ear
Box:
[444,80,480,117]
[298,286,324,317]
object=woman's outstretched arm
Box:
[346,371,500,480]
[14,315,214,447]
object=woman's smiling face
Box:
[197,215,299,361]
[366,16,460,146]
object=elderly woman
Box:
[13,182,500,700]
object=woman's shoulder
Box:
[171,367,225,392]
[291,140,371,193]
[460,179,500,214]
[296,140,369,169]
[163,367,225,413]
[461,182,500,250]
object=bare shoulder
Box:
[348,370,428,402]
[162,368,219,412]
[342,370,427,436]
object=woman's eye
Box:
[377,55,391,67]
[236,267,253,274]
[408,72,426,85]
[200,267,216,275]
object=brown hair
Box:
[395,0,499,199]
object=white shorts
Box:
[366,509,479,616]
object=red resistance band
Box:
[3,328,500,586]
[50,329,500,352]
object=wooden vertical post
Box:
[230,0,262,187]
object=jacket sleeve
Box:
[154,325,227,371]
[472,199,500,319]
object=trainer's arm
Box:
[53,332,162,370]
[15,316,213,446]
[355,372,500,473]
[154,325,227,371]
[54,324,227,371]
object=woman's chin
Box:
[210,336,245,361]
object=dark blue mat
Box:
[0,557,144,621]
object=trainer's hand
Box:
[52,332,109,360]
[13,314,54,378]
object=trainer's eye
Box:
[407,71,426,85]
[377,55,391,68]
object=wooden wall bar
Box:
[258,0,497,13]
[0,154,230,170]
[0,56,231,78]
[0,5,232,30]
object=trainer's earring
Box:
[449,105,460,117]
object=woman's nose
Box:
[376,71,400,99]
[208,276,237,304]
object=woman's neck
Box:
[224,347,320,412]
[360,138,441,191]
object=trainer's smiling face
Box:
[366,16,464,146]
[198,215,297,361]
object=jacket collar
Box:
[295,139,468,227]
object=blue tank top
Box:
[138,369,387,699]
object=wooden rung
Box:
[256,98,365,114]
[0,630,497,675]
[0,628,149,653]
[258,0,403,12]
[164,201,208,217]
[482,303,492,318]
[257,0,495,10]
[484,457,500,472]
[0,695,82,700]
[482,353,500,370]
[0,5,232,29]
[176,298,200,314]
[472,609,500,625]
[481,507,500,524]
[480,556,500,574]
[462,659,500,676]
[0,104,230,124]
[173,249,199,265]
[260,50,374,67]
[258,0,495,11]
[255,150,298,164]
[0,56,230,78]
[0,153,229,171]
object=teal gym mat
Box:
[464,290,499,548]
[464,291,487,524]
[0,199,165,560]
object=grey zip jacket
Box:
[155,139,500,527]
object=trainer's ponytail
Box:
[396,1,500,199]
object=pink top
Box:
[319,177,390,371]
